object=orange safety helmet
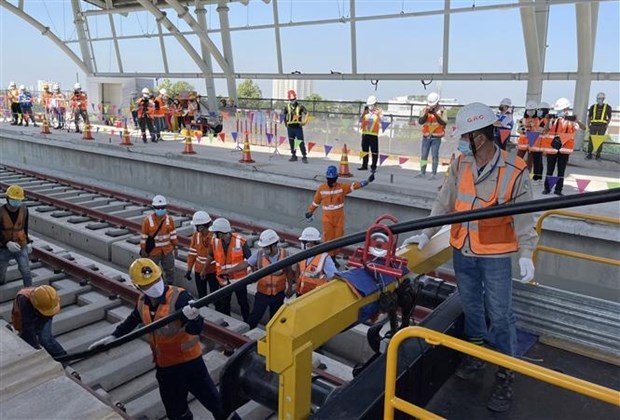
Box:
[287,90,297,101]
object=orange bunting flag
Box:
[499,129,511,144]
[307,142,316,153]
[218,132,225,143]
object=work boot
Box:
[25,121,29,127]
[302,156,308,164]
[17,121,23,126]
[357,166,368,171]
[595,155,601,161]
[487,368,514,413]
[289,155,298,162]
[585,153,592,160]
[541,189,550,195]
[455,355,486,380]
[414,172,426,178]
[428,174,437,180]
[553,190,563,196]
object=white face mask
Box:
[143,279,165,298]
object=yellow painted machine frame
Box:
[257,230,452,420]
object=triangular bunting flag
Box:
[526,131,540,147]
[306,115,314,124]
[575,179,590,193]
[380,120,391,133]
[379,154,389,166]
[218,132,225,143]
[294,139,302,150]
[279,113,285,124]
[359,151,369,159]
[279,136,287,146]
[530,171,535,179]
[324,145,333,157]
[208,132,214,143]
[499,129,511,144]
[590,134,607,151]
[209,111,217,118]
[266,133,273,144]
[110,129,115,136]
[607,182,620,190]
[231,132,238,141]
[399,157,409,166]
[195,132,202,143]
[420,159,428,167]
[307,142,316,153]
[547,176,559,191]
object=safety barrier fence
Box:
[55,188,620,364]
[383,327,620,420]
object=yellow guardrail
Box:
[384,327,620,420]
[532,210,620,283]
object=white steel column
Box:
[350,0,357,74]
[442,0,450,75]
[71,0,95,74]
[217,1,238,105]
[157,22,170,74]
[193,1,218,111]
[273,0,283,74]
[519,0,547,104]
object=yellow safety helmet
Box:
[129,258,162,286]
[43,83,49,90]
[30,285,61,317]
[6,185,25,201]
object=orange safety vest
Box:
[154,96,168,117]
[41,91,53,108]
[541,118,575,155]
[1,205,28,247]
[52,92,66,109]
[422,110,446,138]
[70,92,88,111]
[137,97,155,118]
[188,231,215,274]
[256,248,287,296]
[212,233,247,281]
[308,181,363,220]
[11,288,36,332]
[360,109,382,136]
[517,117,539,151]
[137,286,202,368]
[296,253,329,296]
[140,214,177,256]
[450,151,525,255]
[9,88,19,104]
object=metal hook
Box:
[370,80,379,91]
[421,78,433,90]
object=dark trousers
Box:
[531,152,544,180]
[248,291,284,329]
[156,357,226,420]
[138,116,157,141]
[544,153,569,193]
[21,106,36,126]
[287,126,306,157]
[587,125,608,158]
[193,271,213,299]
[131,110,138,128]
[361,134,379,171]
[38,319,67,359]
[11,102,20,123]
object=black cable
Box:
[56,188,620,363]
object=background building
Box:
[272,80,313,100]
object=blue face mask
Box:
[8,199,22,208]
[458,140,473,156]
[536,110,543,118]
[154,209,166,217]
[290,100,296,106]
[597,99,604,105]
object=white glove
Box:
[182,301,200,320]
[26,243,33,254]
[402,233,430,250]
[6,241,21,253]
[518,257,535,283]
[88,335,115,351]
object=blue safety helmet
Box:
[326,165,338,179]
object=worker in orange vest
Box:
[359,95,384,172]
[69,83,89,133]
[296,227,337,296]
[416,92,446,180]
[516,100,540,171]
[529,101,552,184]
[51,84,66,129]
[185,211,214,299]
[404,102,538,413]
[305,165,374,258]
[88,258,239,420]
[140,195,178,284]
[1,185,33,287]
[137,88,158,143]
[541,98,586,196]
[221,229,296,329]
[154,88,169,141]
[40,83,54,124]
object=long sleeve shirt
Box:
[15,295,49,349]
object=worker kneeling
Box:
[296,227,337,296]
[88,258,237,420]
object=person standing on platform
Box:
[0,185,33,288]
[185,211,214,299]
[88,258,239,420]
[202,218,251,321]
[18,85,37,128]
[51,84,66,129]
[542,98,586,196]
[416,92,446,180]
[305,165,374,260]
[493,98,514,150]
[530,101,551,184]
[11,285,66,360]
[137,88,157,143]
[8,81,21,125]
[296,227,337,296]
[516,100,539,171]
[154,89,169,141]
[358,95,383,173]
[129,90,139,129]
[69,83,89,133]
[140,195,177,284]
[404,102,537,413]
[585,92,612,161]
[40,83,53,125]
[283,90,309,163]
[221,229,296,329]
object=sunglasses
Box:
[153,206,167,210]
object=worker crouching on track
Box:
[11,285,67,360]
[88,259,238,420]
[1,185,33,287]
[404,103,538,413]
[185,211,214,299]
[221,229,296,329]
[140,195,178,284]
[296,227,337,296]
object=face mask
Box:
[300,242,307,251]
[597,99,604,105]
[290,100,296,106]
[154,209,166,217]
[263,245,275,257]
[526,110,535,117]
[458,140,473,156]
[8,199,22,208]
[143,279,165,298]
[536,110,543,118]
[368,105,375,111]
[327,178,337,187]
[557,110,565,118]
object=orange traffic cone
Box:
[239,131,255,163]
[182,133,196,154]
[82,123,94,140]
[40,119,51,135]
[120,124,133,146]
[338,144,353,177]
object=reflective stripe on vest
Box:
[1,205,27,247]
[11,288,36,332]
[213,234,246,280]
[550,119,575,155]
[297,253,329,295]
[422,111,445,137]
[137,286,202,368]
[286,103,303,125]
[361,110,382,136]
[450,151,524,255]
[517,117,539,151]
[591,104,609,124]
[256,248,287,296]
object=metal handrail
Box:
[384,327,620,420]
[533,210,620,282]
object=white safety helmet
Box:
[142,88,150,95]
[52,84,59,91]
[191,211,211,226]
[525,100,538,110]
[596,92,605,101]
[257,229,280,247]
[160,88,167,96]
[452,102,498,138]
[299,227,321,242]
[366,95,378,106]
[427,92,440,107]
[74,83,81,90]
[209,217,232,234]
[152,195,167,207]
[18,84,25,91]
[499,98,512,107]
[8,81,15,89]
[538,101,550,109]
[554,97,571,111]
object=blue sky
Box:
[1,0,618,107]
